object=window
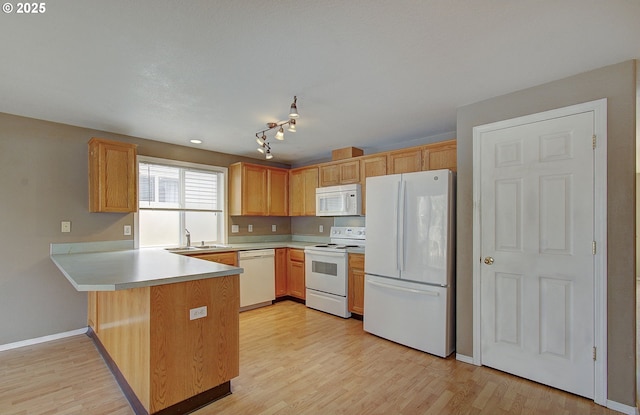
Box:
[138,157,226,248]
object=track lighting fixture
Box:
[252,96,299,159]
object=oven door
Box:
[304,250,348,296]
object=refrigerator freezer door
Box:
[364,174,402,279]
[363,274,454,357]
[400,170,453,286]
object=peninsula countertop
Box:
[51,248,243,291]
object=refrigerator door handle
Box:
[367,279,440,296]
[394,180,401,272]
[398,180,407,271]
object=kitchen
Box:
[0,2,638,415]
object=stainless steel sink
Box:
[194,244,231,249]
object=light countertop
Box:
[51,248,243,292]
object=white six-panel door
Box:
[477,110,596,399]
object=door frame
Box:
[471,99,608,405]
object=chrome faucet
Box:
[185,228,191,247]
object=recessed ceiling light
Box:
[190,139,203,144]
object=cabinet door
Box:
[303,167,318,216]
[287,249,305,299]
[360,155,387,215]
[348,254,365,315]
[422,140,457,171]
[289,170,305,216]
[89,138,137,213]
[275,248,288,297]
[338,160,360,184]
[319,164,341,187]
[242,164,268,215]
[387,148,422,174]
[268,168,289,216]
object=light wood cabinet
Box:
[287,248,305,299]
[319,160,360,187]
[190,251,238,266]
[387,148,422,174]
[268,168,289,216]
[275,248,288,297]
[422,139,457,171]
[359,155,387,215]
[289,167,318,216]
[88,138,137,213]
[229,162,289,216]
[348,253,365,315]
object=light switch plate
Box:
[319,225,324,233]
[248,224,253,232]
[231,225,239,233]
[272,224,277,232]
[189,306,207,320]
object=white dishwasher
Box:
[238,249,275,311]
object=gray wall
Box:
[0,113,287,345]
[456,60,637,405]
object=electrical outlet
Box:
[189,306,207,321]
[124,225,132,236]
[231,224,239,233]
[61,221,71,233]
[319,225,324,233]
[272,224,277,232]
[248,224,253,232]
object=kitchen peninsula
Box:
[50,245,243,415]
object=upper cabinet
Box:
[319,160,360,187]
[387,148,422,174]
[229,162,289,216]
[422,139,457,171]
[359,155,387,215]
[88,138,137,213]
[290,166,318,216]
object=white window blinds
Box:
[139,162,221,212]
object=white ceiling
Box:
[1,1,638,165]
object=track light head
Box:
[288,96,299,118]
[275,126,285,140]
[287,119,297,133]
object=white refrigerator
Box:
[364,169,455,357]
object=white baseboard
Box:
[0,327,88,352]
[455,353,476,365]
[607,400,639,415]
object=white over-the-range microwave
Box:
[315,183,362,216]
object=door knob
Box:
[484,256,494,265]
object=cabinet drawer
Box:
[289,248,305,262]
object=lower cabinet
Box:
[275,248,288,297]
[348,253,365,315]
[287,248,306,300]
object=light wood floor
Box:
[0,301,623,415]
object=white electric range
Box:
[304,226,366,318]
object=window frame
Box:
[135,156,228,248]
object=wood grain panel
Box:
[387,148,422,174]
[422,139,457,171]
[348,253,365,315]
[96,287,151,410]
[319,164,340,187]
[191,251,238,266]
[268,168,289,216]
[88,138,137,213]
[275,248,288,297]
[287,249,305,299]
[149,276,239,413]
